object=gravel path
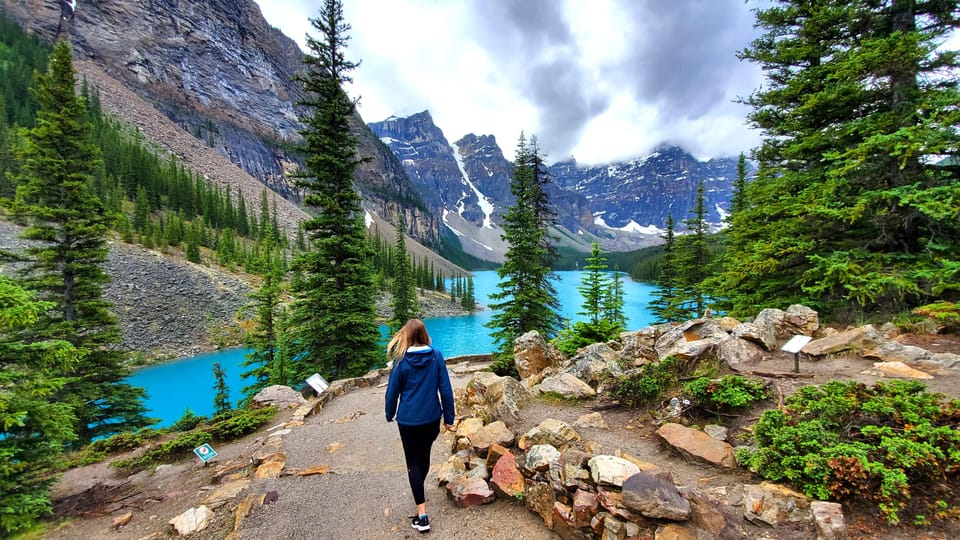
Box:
[236,371,554,539]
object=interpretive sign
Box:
[781,335,812,354]
[306,373,330,395]
[781,335,813,373]
[193,443,217,463]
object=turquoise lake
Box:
[127,270,658,427]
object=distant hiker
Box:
[384,319,456,534]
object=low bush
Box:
[737,379,960,525]
[207,406,277,440]
[168,408,207,432]
[607,356,679,407]
[685,375,767,410]
[552,320,622,356]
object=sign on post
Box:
[781,335,813,373]
[193,443,217,463]
[306,373,330,395]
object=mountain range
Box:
[1,0,747,264]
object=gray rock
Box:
[168,505,213,536]
[536,372,597,399]
[588,455,641,487]
[802,325,884,357]
[513,330,564,379]
[518,418,581,450]
[743,482,811,526]
[811,500,847,540]
[621,471,691,520]
[251,385,307,409]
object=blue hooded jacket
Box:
[385,346,455,426]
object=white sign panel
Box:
[781,335,813,354]
[306,373,330,394]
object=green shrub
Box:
[207,406,277,440]
[911,301,960,332]
[607,356,679,407]
[88,432,143,454]
[685,375,767,410]
[112,431,213,470]
[552,320,622,356]
[168,408,207,432]
[487,353,519,378]
[738,380,960,525]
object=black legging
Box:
[397,421,441,505]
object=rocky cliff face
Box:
[370,111,741,256]
[550,145,742,232]
[0,0,440,248]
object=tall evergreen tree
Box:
[10,42,151,443]
[578,242,610,324]
[649,215,684,322]
[486,134,562,366]
[603,266,626,329]
[390,216,418,330]
[461,275,476,312]
[673,180,711,319]
[242,260,285,400]
[721,1,960,318]
[0,277,79,536]
[287,0,381,381]
[212,362,231,417]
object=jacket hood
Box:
[405,346,435,367]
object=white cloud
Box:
[255,0,764,163]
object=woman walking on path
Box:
[384,319,456,534]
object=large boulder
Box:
[732,305,819,351]
[619,325,667,366]
[518,418,581,450]
[251,385,307,409]
[565,342,623,387]
[718,337,766,372]
[656,423,736,469]
[461,371,534,425]
[803,325,884,358]
[621,472,691,521]
[536,373,597,399]
[513,330,564,379]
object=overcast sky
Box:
[253,1,767,164]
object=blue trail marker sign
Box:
[193,443,218,463]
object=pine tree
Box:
[242,260,285,400]
[0,277,80,536]
[672,180,711,319]
[212,362,231,418]
[721,1,960,318]
[486,133,562,368]
[287,0,381,381]
[649,215,684,322]
[390,216,418,330]
[603,265,626,329]
[578,242,610,324]
[11,42,151,443]
[461,275,476,312]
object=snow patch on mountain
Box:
[451,142,495,229]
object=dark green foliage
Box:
[112,431,213,471]
[212,362,231,417]
[486,134,563,365]
[911,302,960,332]
[0,277,79,536]
[648,215,684,322]
[206,405,277,440]
[111,406,277,470]
[608,357,680,407]
[738,380,960,525]
[552,319,623,356]
[87,432,143,455]
[390,216,418,330]
[460,275,476,312]
[10,41,152,443]
[685,375,767,410]
[287,0,381,381]
[719,1,960,319]
[168,408,207,432]
[556,243,627,353]
[242,262,290,401]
